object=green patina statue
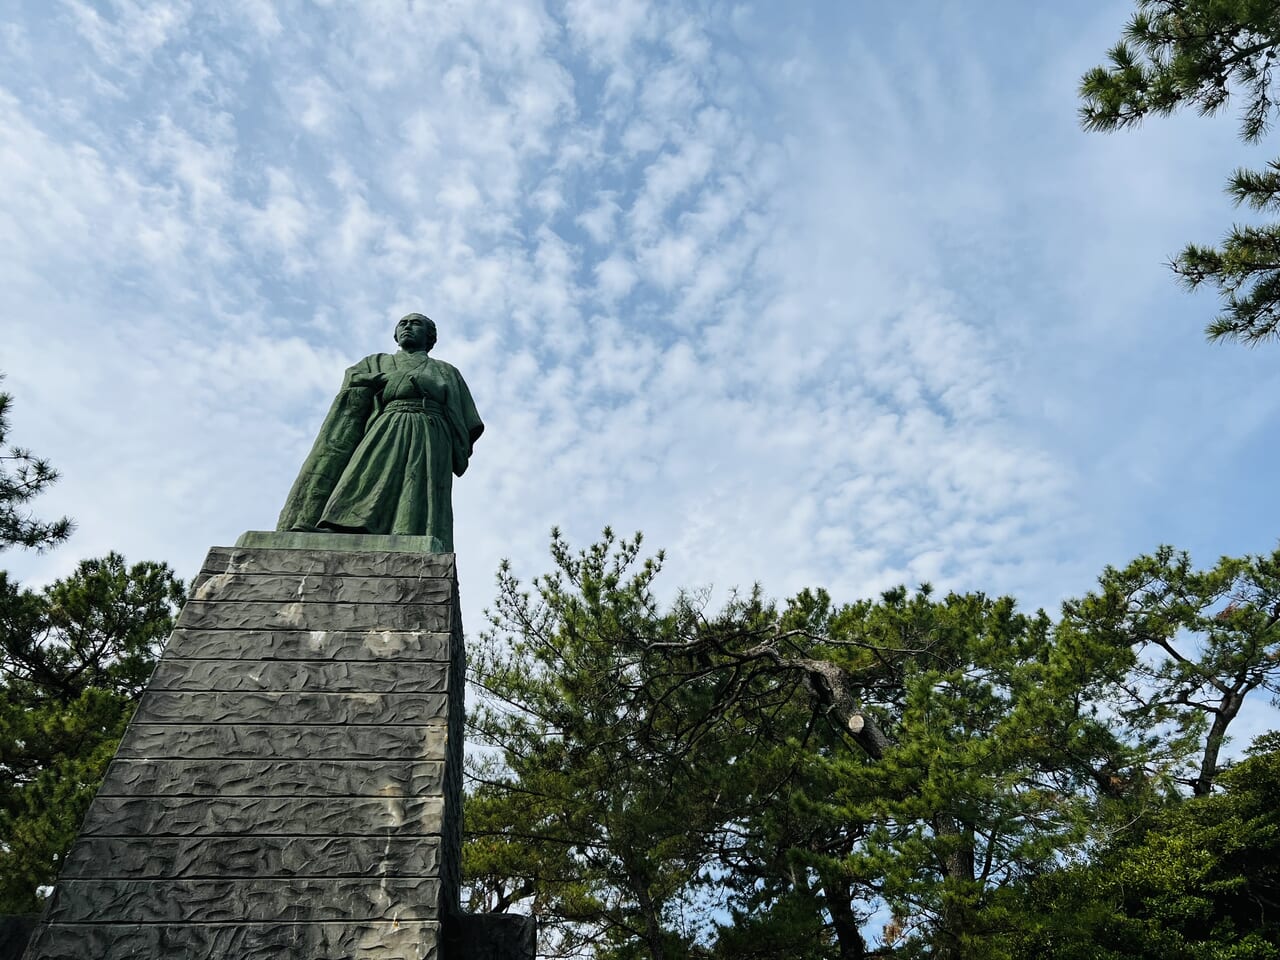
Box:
[276,312,484,551]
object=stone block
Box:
[210,543,456,578]
[24,921,441,960]
[134,690,449,725]
[81,795,445,837]
[23,542,468,960]
[115,722,449,761]
[178,599,451,632]
[98,758,445,797]
[147,658,451,692]
[163,627,452,661]
[60,835,442,879]
[45,877,442,923]
[191,571,453,604]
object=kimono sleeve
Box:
[275,358,379,531]
[445,364,485,477]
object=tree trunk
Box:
[817,870,867,960]
[801,659,891,759]
[1193,692,1242,796]
[633,876,666,960]
[932,814,976,960]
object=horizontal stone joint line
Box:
[126,722,448,729]
[111,756,448,762]
[155,658,452,664]
[55,873,441,881]
[126,720,444,728]
[194,571,450,576]
[93,792,434,799]
[181,600,451,607]
[196,576,452,583]
[36,920,444,926]
[82,831,446,839]
[106,757,446,764]
[41,918,444,926]
[163,626,449,634]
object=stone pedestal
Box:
[24,542,466,960]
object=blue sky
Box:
[2,2,1278,731]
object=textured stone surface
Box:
[81,795,445,837]
[192,571,452,604]
[135,691,449,725]
[25,921,441,960]
[99,758,445,797]
[147,657,451,692]
[236,530,452,555]
[163,627,451,661]
[60,835,442,879]
[25,544,466,960]
[209,544,456,578]
[179,598,451,632]
[116,722,449,760]
[46,877,442,923]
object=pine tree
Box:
[0,377,183,911]
[464,533,1182,959]
[1082,0,1280,344]
[0,381,72,550]
[1008,733,1280,959]
[1059,545,1280,797]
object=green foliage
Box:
[1008,734,1280,959]
[1081,0,1280,344]
[775,587,1149,960]
[0,381,72,551]
[465,532,1258,959]
[1,554,184,702]
[1080,1,1280,139]
[467,528,756,959]
[0,376,183,913]
[1060,545,1280,796]
[0,554,184,912]
[709,889,837,960]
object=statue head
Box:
[395,312,437,352]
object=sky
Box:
[2,1,1278,740]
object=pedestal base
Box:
[24,543,465,960]
[235,529,448,554]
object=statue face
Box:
[396,314,431,350]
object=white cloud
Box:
[576,193,620,243]
[638,62,703,130]
[288,76,338,134]
[229,0,282,39]
[597,256,639,303]
[636,232,698,290]
[629,136,716,236]
[241,167,313,270]
[563,0,651,65]
[401,110,440,157]
[64,0,192,70]
[0,0,1274,696]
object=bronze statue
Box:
[277,313,484,551]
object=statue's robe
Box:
[277,351,483,550]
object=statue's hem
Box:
[234,530,450,554]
